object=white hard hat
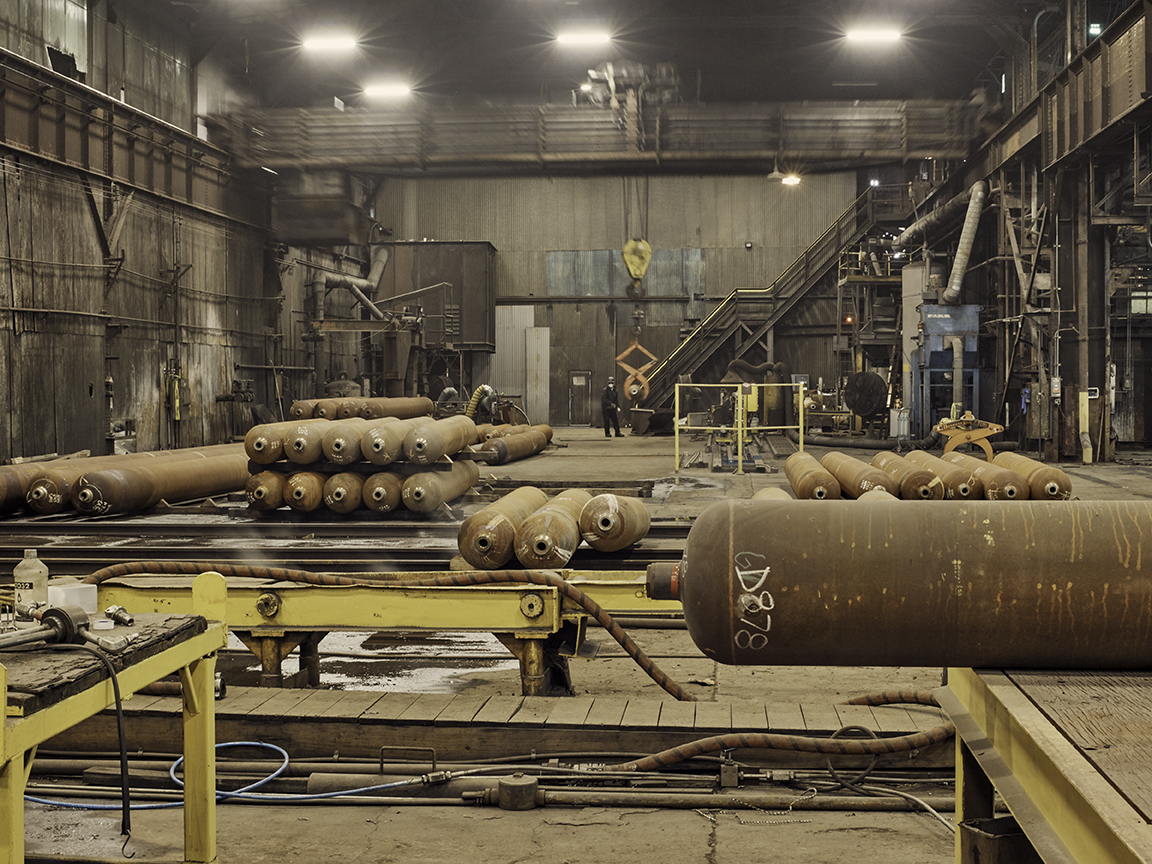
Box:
[608,376,615,383]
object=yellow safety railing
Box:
[674,382,804,477]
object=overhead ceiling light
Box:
[781,175,802,186]
[557,32,612,46]
[364,83,412,98]
[845,29,902,43]
[580,83,593,91]
[301,35,358,52]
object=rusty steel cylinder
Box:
[0,460,76,514]
[492,424,532,438]
[942,451,1030,500]
[578,493,651,552]
[820,452,899,499]
[751,487,793,501]
[857,487,898,501]
[313,399,344,420]
[361,417,429,466]
[458,486,549,569]
[73,450,250,516]
[28,446,240,515]
[992,452,1072,501]
[484,424,512,441]
[480,430,548,465]
[285,472,327,512]
[514,489,593,569]
[404,415,478,465]
[323,472,366,514]
[474,424,496,441]
[783,452,840,500]
[402,461,480,514]
[337,398,369,419]
[678,498,1152,669]
[531,424,555,443]
[870,452,945,501]
[903,450,984,500]
[321,418,372,465]
[362,472,405,513]
[245,471,288,511]
[283,421,334,465]
[360,396,435,420]
[289,400,319,420]
[246,419,329,464]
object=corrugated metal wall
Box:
[376,172,856,423]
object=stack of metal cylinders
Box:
[245,403,484,515]
[515,489,592,568]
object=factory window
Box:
[1131,290,1152,315]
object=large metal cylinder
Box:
[784,452,840,500]
[531,424,555,443]
[285,471,327,512]
[490,424,532,438]
[362,472,405,513]
[458,486,548,568]
[514,489,593,568]
[578,494,651,552]
[992,452,1072,501]
[404,416,478,465]
[314,399,343,420]
[289,400,319,420]
[245,419,328,464]
[360,396,435,420]
[278,421,332,465]
[245,471,287,511]
[480,430,548,465]
[73,450,250,516]
[942,451,1029,500]
[903,450,983,500]
[679,498,1152,668]
[337,398,369,419]
[321,418,371,465]
[361,417,426,466]
[401,461,480,514]
[323,472,366,514]
[820,452,899,499]
[751,487,793,501]
[870,452,945,501]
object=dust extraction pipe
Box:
[892,185,979,250]
[942,181,987,305]
[950,336,964,408]
[678,498,1152,668]
[309,245,391,320]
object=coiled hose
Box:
[464,384,492,419]
[607,691,952,771]
[81,562,696,702]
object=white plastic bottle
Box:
[14,548,49,617]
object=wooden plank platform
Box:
[47,686,953,771]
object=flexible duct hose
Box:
[942,181,987,304]
[464,385,492,419]
[81,563,695,702]
[609,692,952,772]
[950,336,964,410]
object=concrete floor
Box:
[23,426,1152,863]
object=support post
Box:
[185,571,226,864]
[0,662,26,864]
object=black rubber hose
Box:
[81,563,696,702]
[785,428,943,451]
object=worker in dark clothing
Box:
[601,376,623,438]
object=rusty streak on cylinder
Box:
[993,451,1072,501]
[903,450,983,500]
[942,451,1029,500]
[458,486,548,568]
[324,472,366,514]
[870,452,945,500]
[579,493,651,552]
[321,417,371,465]
[401,460,480,513]
[820,452,899,499]
[246,471,287,511]
[784,452,840,500]
[515,489,592,568]
[679,498,1152,668]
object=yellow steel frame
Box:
[2,573,228,864]
[942,667,1151,864]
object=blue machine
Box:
[911,304,979,437]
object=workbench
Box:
[2,572,228,864]
[940,667,1152,864]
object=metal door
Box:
[569,370,592,426]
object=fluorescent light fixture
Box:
[302,35,357,52]
[364,83,412,98]
[845,29,901,43]
[782,174,801,186]
[557,31,611,45]
[1088,23,1103,36]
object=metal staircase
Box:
[644,187,899,410]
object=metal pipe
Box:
[540,790,955,812]
[950,336,965,408]
[892,186,978,250]
[942,181,987,304]
[677,499,1152,668]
